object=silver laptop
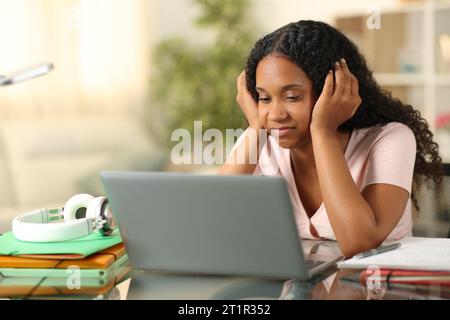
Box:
[101,171,343,280]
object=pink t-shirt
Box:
[233,122,416,242]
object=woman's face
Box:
[255,54,317,149]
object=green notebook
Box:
[0,229,122,259]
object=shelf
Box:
[335,4,424,20]
[336,0,450,139]
[373,73,450,86]
[374,73,424,86]
[335,1,450,19]
[434,1,450,11]
[335,1,450,230]
[435,74,450,85]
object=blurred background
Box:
[0,0,449,236]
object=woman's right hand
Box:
[236,71,260,130]
[219,71,262,175]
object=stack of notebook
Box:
[338,237,450,299]
[0,229,131,299]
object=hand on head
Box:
[310,58,362,132]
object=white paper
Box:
[337,237,450,271]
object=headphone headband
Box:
[12,208,94,242]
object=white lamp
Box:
[0,62,54,86]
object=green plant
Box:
[148,0,256,147]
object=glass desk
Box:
[1,239,449,300]
[4,267,447,300]
[120,267,449,300]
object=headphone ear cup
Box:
[63,194,95,222]
[86,196,107,220]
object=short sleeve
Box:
[363,123,416,193]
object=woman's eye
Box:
[258,97,271,103]
[286,96,301,101]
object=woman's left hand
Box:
[310,58,362,132]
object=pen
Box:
[354,243,402,259]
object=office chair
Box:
[412,163,450,238]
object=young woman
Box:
[218,20,442,258]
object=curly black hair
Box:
[245,20,443,210]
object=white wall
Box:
[154,0,407,40]
[0,0,156,120]
[153,0,216,45]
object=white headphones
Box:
[12,194,117,242]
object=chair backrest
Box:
[413,163,450,238]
